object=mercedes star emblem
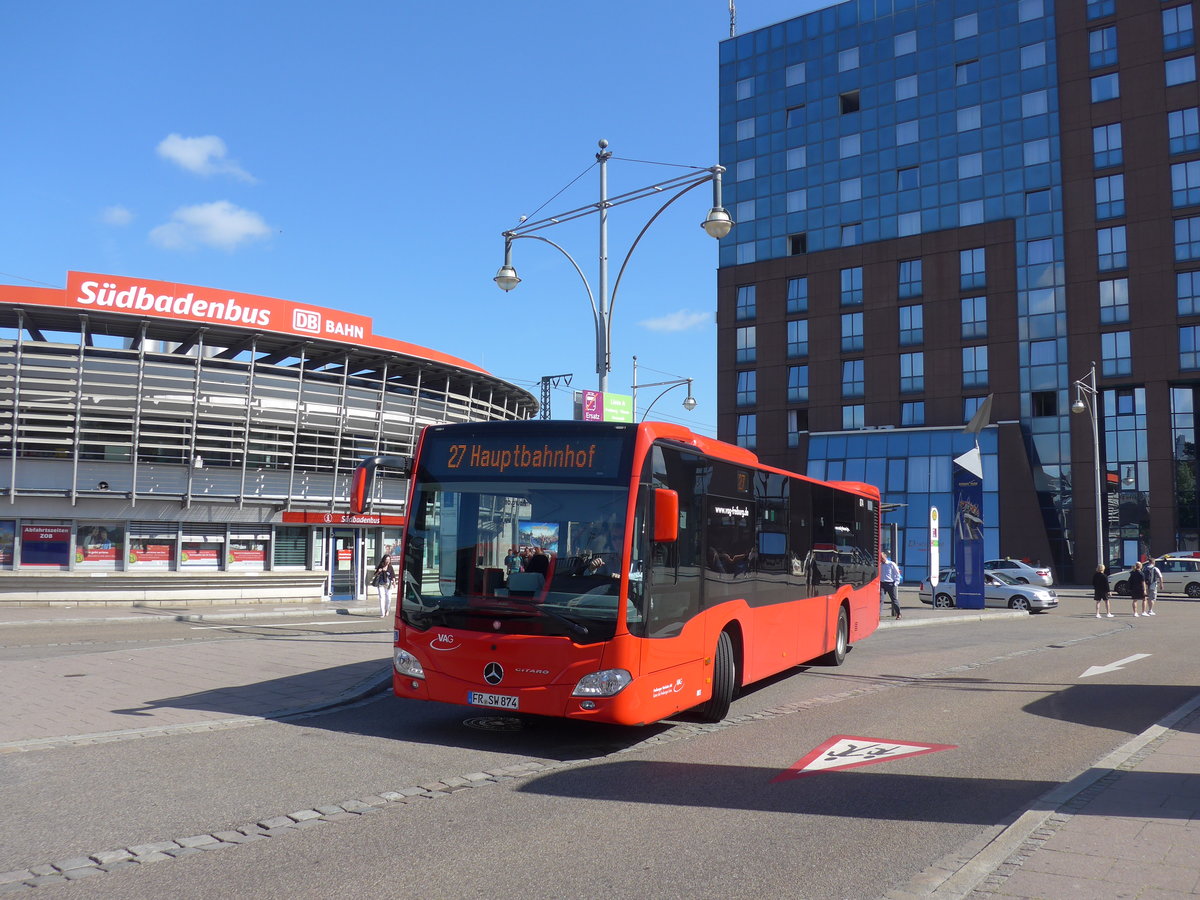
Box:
[483,662,504,685]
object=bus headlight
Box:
[572,669,632,697]
[393,649,425,679]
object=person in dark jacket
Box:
[1092,564,1113,618]
[1127,561,1146,617]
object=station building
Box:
[0,271,536,606]
[716,0,1200,582]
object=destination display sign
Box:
[418,429,633,483]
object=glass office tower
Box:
[717,0,1200,582]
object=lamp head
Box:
[1071,398,1086,415]
[493,264,521,292]
[682,394,698,412]
[701,207,734,239]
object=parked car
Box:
[1109,557,1200,597]
[983,558,1053,586]
[918,568,1058,612]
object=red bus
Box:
[368,420,880,726]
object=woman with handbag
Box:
[372,547,396,618]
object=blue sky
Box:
[2,1,821,434]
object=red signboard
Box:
[282,512,406,526]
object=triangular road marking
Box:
[772,734,957,782]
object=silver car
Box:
[918,568,1058,612]
[1109,557,1200,597]
[983,558,1054,586]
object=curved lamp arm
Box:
[641,379,696,422]
[503,232,598,324]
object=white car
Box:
[918,568,1058,612]
[983,558,1053,586]
[1109,557,1200,598]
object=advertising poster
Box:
[129,543,173,568]
[952,454,985,610]
[0,521,14,566]
[519,522,559,553]
[21,525,72,567]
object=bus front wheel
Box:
[818,605,849,666]
[696,632,736,722]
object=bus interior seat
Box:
[507,572,545,596]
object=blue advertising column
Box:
[952,447,985,610]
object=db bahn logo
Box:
[483,662,504,685]
[293,309,322,335]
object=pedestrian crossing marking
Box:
[772,734,956,781]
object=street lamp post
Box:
[493,140,733,393]
[631,355,697,422]
[1071,361,1103,570]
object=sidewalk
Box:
[4,592,1199,899]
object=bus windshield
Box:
[401,481,634,643]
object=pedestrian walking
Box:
[1143,557,1162,615]
[1127,561,1146,617]
[1092,564,1114,618]
[372,546,396,617]
[881,551,902,619]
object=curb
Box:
[877,610,1029,628]
[0,606,380,629]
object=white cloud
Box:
[639,309,713,333]
[156,133,255,182]
[100,205,133,226]
[149,201,272,251]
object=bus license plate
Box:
[468,691,519,710]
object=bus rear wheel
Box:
[818,605,849,666]
[696,631,735,722]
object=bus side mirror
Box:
[653,488,679,543]
[349,454,409,514]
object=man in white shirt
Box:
[881,551,902,620]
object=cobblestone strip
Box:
[962,703,1200,899]
[0,632,1124,890]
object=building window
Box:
[786,276,808,314]
[1027,189,1052,214]
[786,106,805,129]
[841,267,864,305]
[959,153,983,178]
[839,47,859,71]
[896,75,918,101]
[958,106,982,131]
[840,134,861,157]
[736,326,756,363]
[841,223,862,246]
[1167,56,1197,86]
[1169,107,1200,154]
[1094,174,1125,219]
[787,320,808,358]
[1176,215,1200,260]
[900,352,924,393]
[901,401,925,426]
[787,147,806,169]
[956,60,980,85]
[955,13,978,38]
[1099,278,1130,323]
[840,91,861,114]
[895,30,916,55]
[961,248,986,289]
[899,212,921,236]
[1178,270,1200,315]
[1182,326,1200,369]
[1021,43,1046,69]
[964,396,987,423]
[736,370,756,406]
[899,304,923,345]
[736,199,756,222]
[788,409,808,447]
[1020,0,1044,22]
[1090,26,1118,68]
[1098,225,1128,269]
[842,405,864,430]
[1086,0,1114,19]
[788,233,807,255]
[735,285,756,320]
[843,359,865,398]
[1102,331,1132,376]
[736,77,754,100]
[737,118,755,141]
[1173,160,1200,207]
[1164,5,1194,52]
[963,346,988,388]
[1030,339,1057,366]
[897,120,918,144]
[840,178,862,202]
[736,414,757,450]
[960,200,984,226]
[786,190,806,212]
[788,365,809,403]
[898,258,922,298]
[1093,123,1123,168]
[962,296,988,339]
[842,312,864,351]
[1091,72,1120,102]
[736,242,756,264]
[736,159,755,181]
[785,63,805,86]
[1024,139,1051,166]
[1032,391,1058,416]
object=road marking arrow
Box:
[1080,653,1151,678]
[772,735,956,782]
